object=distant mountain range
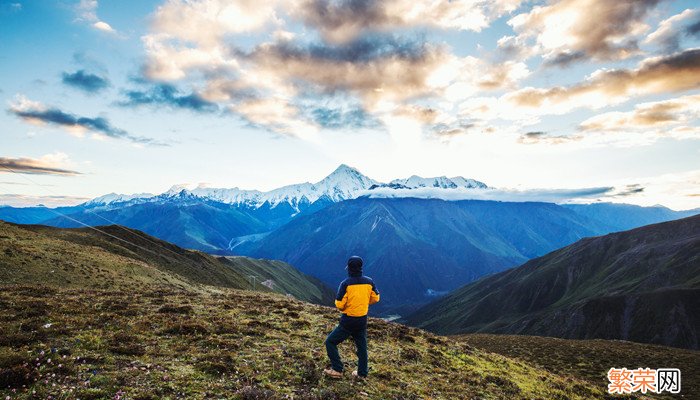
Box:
[79,164,488,211]
[406,215,700,349]
[240,197,615,314]
[0,220,334,305]
[1,165,697,314]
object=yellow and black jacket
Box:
[335,274,380,330]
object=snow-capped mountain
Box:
[83,192,154,207]
[179,164,378,210]
[262,164,378,207]
[82,165,487,210]
[378,176,488,190]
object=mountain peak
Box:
[388,175,488,190]
[325,164,362,179]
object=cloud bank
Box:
[0,153,81,176]
[9,96,167,146]
[362,186,614,203]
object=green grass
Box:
[0,285,607,399]
[459,334,699,399]
[0,221,332,304]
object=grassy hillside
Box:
[222,256,335,306]
[460,334,700,399]
[0,285,606,399]
[406,215,700,349]
[0,221,332,305]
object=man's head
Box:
[347,256,363,275]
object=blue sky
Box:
[1,0,699,209]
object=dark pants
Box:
[325,324,368,376]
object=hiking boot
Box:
[323,368,343,379]
[352,370,367,379]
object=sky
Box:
[1,0,699,210]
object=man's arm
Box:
[369,280,380,305]
[335,280,348,311]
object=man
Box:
[323,256,380,379]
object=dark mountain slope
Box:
[242,197,610,313]
[0,221,333,305]
[406,215,700,349]
[563,202,699,232]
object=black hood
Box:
[347,255,363,276]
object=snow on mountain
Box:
[84,165,488,209]
[189,186,263,205]
[171,164,379,210]
[385,175,488,190]
[263,164,379,207]
[84,192,154,207]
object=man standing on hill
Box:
[324,256,380,379]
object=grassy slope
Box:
[406,215,700,349]
[0,221,332,305]
[460,334,700,399]
[221,256,335,306]
[0,286,608,399]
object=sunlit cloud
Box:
[140,0,530,138]
[507,0,659,65]
[506,48,700,115]
[578,94,700,139]
[294,0,524,43]
[0,153,81,176]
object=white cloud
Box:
[644,9,697,52]
[76,0,117,34]
[362,186,614,203]
[93,21,115,33]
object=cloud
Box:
[606,184,645,197]
[306,105,379,130]
[578,94,700,139]
[238,35,448,107]
[506,48,700,114]
[141,1,530,138]
[61,70,110,93]
[585,170,700,210]
[0,153,81,176]
[293,0,523,43]
[517,131,582,145]
[119,83,218,112]
[76,0,116,33]
[644,9,698,53]
[0,194,90,208]
[687,20,700,36]
[231,98,320,140]
[363,185,614,203]
[9,96,166,146]
[508,0,660,65]
[92,21,115,33]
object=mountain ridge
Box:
[405,214,700,349]
[0,220,335,305]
